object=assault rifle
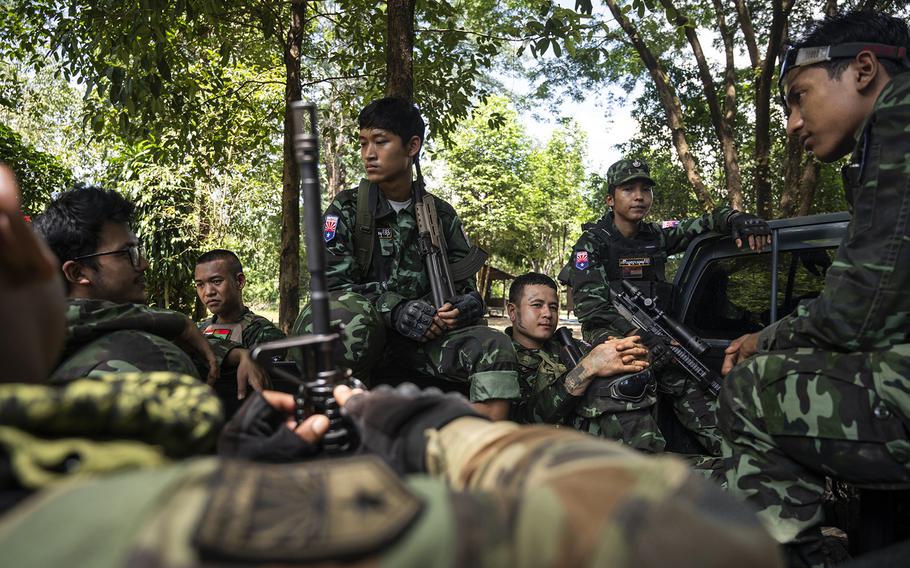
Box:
[250,101,360,454]
[413,159,487,308]
[611,280,722,397]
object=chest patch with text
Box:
[619,257,651,279]
[377,228,393,240]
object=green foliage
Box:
[0,122,73,215]
[441,96,591,277]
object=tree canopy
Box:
[0,0,880,319]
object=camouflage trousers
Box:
[293,292,520,402]
[718,345,910,567]
[50,330,200,384]
[571,402,666,454]
[659,366,722,456]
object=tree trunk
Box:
[605,0,713,210]
[752,0,793,218]
[386,0,415,100]
[194,185,210,321]
[660,0,744,210]
[279,0,306,333]
[797,158,820,216]
[779,133,803,218]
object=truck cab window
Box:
[684,248,835,339]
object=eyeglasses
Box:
[71,244,146,270]
[779,43,910,112]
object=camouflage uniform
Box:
[507,327,666,453]
[562,178,734,455]
[719,72,910,566]
[51,299,237,384]
[198,306,285,350]
[0,373,223,491]
[293,182,519,403]
[0,416,783,567]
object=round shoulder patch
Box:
[193,456,423,563]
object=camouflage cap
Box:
[607,159,655,188]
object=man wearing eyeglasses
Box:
[32,186,268,399]
[718,11,910,567]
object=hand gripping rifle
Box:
[611,280,722,397]
[412,159,487,308]
[250,101,361,454]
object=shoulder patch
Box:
[575,250,590,270]
[193,457,422,563]
[324,215,339,242]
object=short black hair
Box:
[358,97,426,149]
[509,272,558,304]
[792,11,910,79]
[33,186,135,277]
[195,249,243,275]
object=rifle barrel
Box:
[291,101,332,371]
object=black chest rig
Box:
[595,221,674,310]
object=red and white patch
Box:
[324,215,339,242]
[575,250,589,270]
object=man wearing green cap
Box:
[559,157,771,456]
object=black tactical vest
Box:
[590,218,675,310]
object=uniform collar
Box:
[371,181,419,219]
[210,305,251,325]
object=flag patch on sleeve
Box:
[575,251,589,270]
[324,215,339,242]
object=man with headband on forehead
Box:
[719,11,910,567]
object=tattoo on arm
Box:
[563,362,592,396]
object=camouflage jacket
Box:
[565,208,733,345]
[0,417,782,567]
[758,72,910,353]
[0,373,223,490]
[323,181,478,321]
[507,327,587,425]
[198,307,285,350]
[52,299,237,383]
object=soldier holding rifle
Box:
[293,97,519,420]
[560,158,771,455]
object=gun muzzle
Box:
[555,327,583,369]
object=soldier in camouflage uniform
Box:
[504,272,664,453]
[0,382,783,568]
[0,160,780,567]
[194,249,286,351]
[33,186,269,398]
[718,12,910,567]
[293,98,519,420]
[560,158,772,456]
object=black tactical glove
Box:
[729,212,771,246]
[450,291,484,326]
[391,299,437,341]
[217,392,318,462]
[638,330,673,372]
[343,383,483,474]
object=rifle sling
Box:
[354,179,375,279]
[355,183,487,283]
